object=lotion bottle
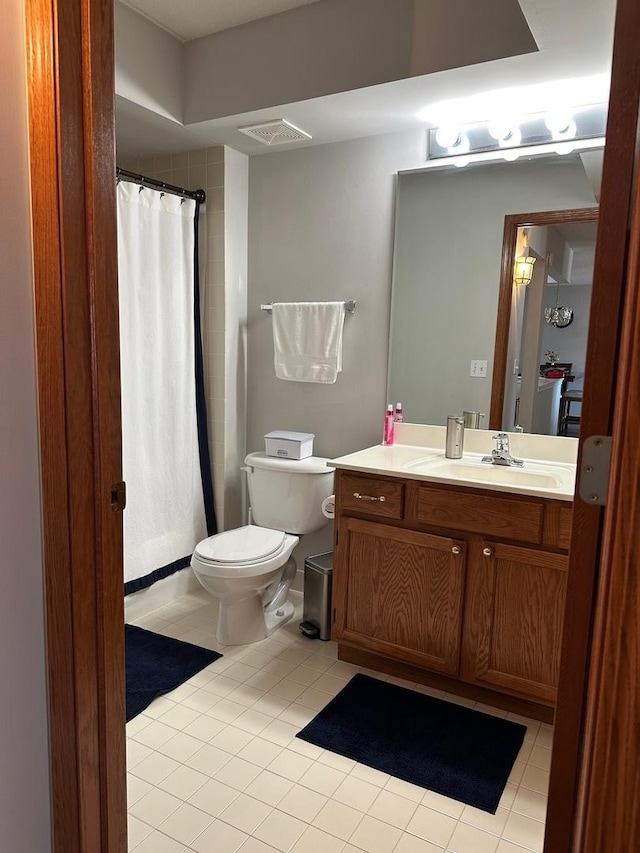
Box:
[382,404,395,446]
[394,403,404,423]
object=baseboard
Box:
[339,644,555,725]
[124,567,201,622]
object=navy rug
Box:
[296,673,525,813]
[125,624,222,722]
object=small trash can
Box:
[299,551,333,640]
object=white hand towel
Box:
[272,301,346,383]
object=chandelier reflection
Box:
[545,279,574,328]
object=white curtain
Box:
[117,181,209,587]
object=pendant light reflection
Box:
[545,253,574,327]
[545,283,574,327]
[514,231,536,286]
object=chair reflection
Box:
[559,388,582,436]
[539,363,581,435]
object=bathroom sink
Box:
[404,455,575,494]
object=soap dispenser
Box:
[445,415,464,459]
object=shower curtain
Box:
[117,181,216,593]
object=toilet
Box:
[191,451,334,645]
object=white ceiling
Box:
[116,0,617,158]
[121,0,322,42]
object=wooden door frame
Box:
[573,130,640,851]
[25,0,640,850]
[545,0,640,846]
[25,0,126,850]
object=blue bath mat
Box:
[296,673,525,813]
[125,624,222,722]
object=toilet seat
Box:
[195,525,285,565]
[192,525,297,578]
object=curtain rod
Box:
[116,167,206,204]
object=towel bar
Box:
[260,300,356,314]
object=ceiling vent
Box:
[238,119,312,146]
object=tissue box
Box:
[264,430,314,460]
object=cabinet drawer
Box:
[411,485,544,544]
[338,473,404,520]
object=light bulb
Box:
[488,118,513,141]
[449,133,470,155]
[435,126,461,149]
[499,127,522,148]
[545,112,577,140]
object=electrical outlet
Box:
[470,359,488,378]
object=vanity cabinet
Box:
[332,517,466,675]
[463,541,567,704]
[332,470,570,713]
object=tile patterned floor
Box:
[126,589,551,853]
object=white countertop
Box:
[329,423,578,501]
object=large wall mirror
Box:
[387,152,600,435]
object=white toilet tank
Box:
[244,451,334,534]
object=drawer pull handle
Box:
[451,545,462,555]
[483,547,493,557]
[353,492,386,502]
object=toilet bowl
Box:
[191,451,335,645]
[191,525,299,645]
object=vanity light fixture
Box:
[514,232,536,286]
[427,102,606,164]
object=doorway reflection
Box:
[499,215,597,435]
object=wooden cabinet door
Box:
[467,541,568,704]
[333,517,466,674]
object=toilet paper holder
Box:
[321,494,335,519]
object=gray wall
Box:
[185,0,415,122]
[115,1,184,121]
[0,1,51,849]
[388,158,598,426]
[247,129,425,561]
[410,0,536,76]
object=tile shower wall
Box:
[117,146,245,531]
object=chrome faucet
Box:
[481,433,524,467]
